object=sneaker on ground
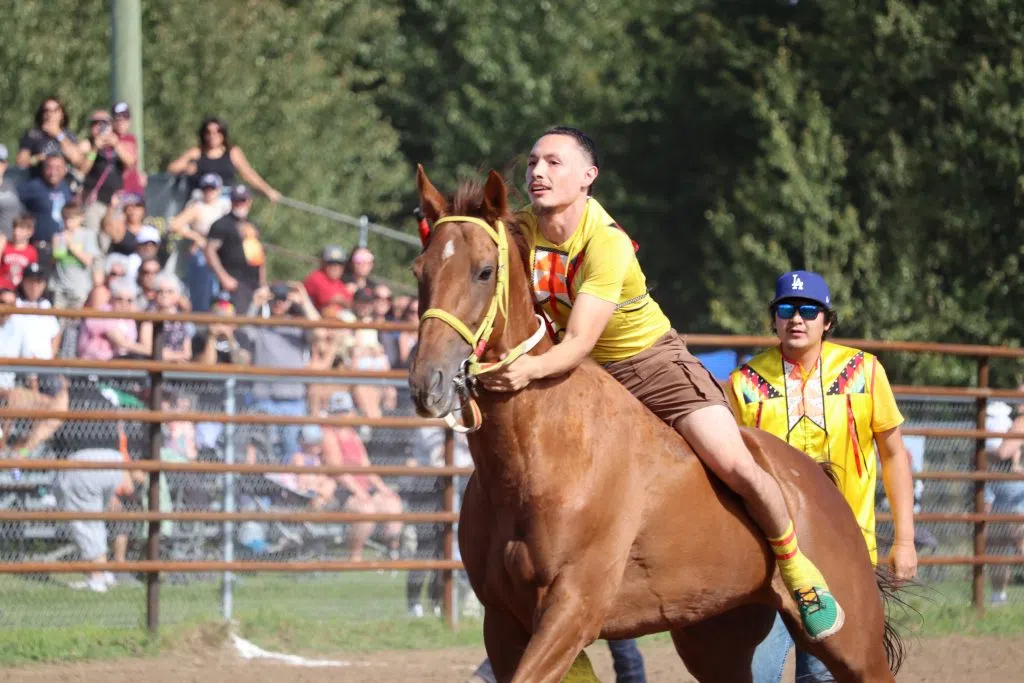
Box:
[69,576,109,593]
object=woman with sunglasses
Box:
[167,116,280,202]
[725,270,917,683]
[15,96,84,174]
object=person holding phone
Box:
[77,110,135,235]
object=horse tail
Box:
[874,566,909,676]
[816,460,908,675]
[816,460,841,487]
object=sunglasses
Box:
[112,296,134,303]
[91,119,111,126]
[43,105,61,113]
[775,302,824,320]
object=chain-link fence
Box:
[0,343,1021,636]
[0,360,480,633]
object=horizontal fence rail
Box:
[0,460,473,476]
[0,409,440,428]
[0,511,459,523]
[4,408,1023,439]
[0,510,1016,525]
[684,334,1024,358]
[0,356,411,380]
[0,560,464,574]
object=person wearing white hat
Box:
[983,395,1024,606]
[168,172,229,311]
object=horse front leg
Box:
[511,571,612,683]
[484,605,531,683]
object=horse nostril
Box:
[429,369,445,398]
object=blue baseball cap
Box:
[771,270,832,309]
[198,173,222,190]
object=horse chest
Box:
[483,522,555,600]
[501,538,543,586]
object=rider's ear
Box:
[482,169,508,221]
[417,164,447,225]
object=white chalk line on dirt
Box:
[231,633,371,668]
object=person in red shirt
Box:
[0,215,39,285]
[111,102,146,194]
[303,245,352,311]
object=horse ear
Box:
[416,164,446,225]
[482,169,508,221]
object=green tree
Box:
[0,0,414,283]
[704,48,866,337]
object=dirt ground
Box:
[0,634,1019,682]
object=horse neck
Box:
[468,233,556,498]
[480,231,553,364]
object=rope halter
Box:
[419,216,546,432]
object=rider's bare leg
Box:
[678,405,789,536]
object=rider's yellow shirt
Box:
[725,342,904,563]
[518,198,670,363]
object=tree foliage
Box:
[1,1,1023,382]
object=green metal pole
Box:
[111,0,144,171]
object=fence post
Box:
[972,356,990,614]
[222,376,237,621]
[359,215,369,248]
[146,322,165,634]
[442,428,455,627]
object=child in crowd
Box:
[0,214,39,285]
[50,203,103,309]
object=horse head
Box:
[409,165,538,419]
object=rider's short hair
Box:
[544,126,599,168]
[543,126,599,193]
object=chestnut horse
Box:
[409,167,902,683]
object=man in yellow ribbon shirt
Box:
[725,270,918,682]
[481,127,843,640]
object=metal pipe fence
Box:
[0,309,1021,635]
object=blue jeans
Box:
[607,639,647,682]
[255,398,306,462]
[472,639,647,683]
[187,249,217,312]
[751,613,831,682]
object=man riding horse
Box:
[478,127,842,641]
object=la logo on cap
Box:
[791,273,804,291]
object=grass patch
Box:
[0,626,158,666]
[0,623,229,667]
[0,572,1022,666]
[238,609,484,653]
[890,580,1024,637]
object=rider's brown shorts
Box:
[603,329,729,429]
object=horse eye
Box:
[478,266,494,282]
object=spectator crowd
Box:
[0,96,424,592]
